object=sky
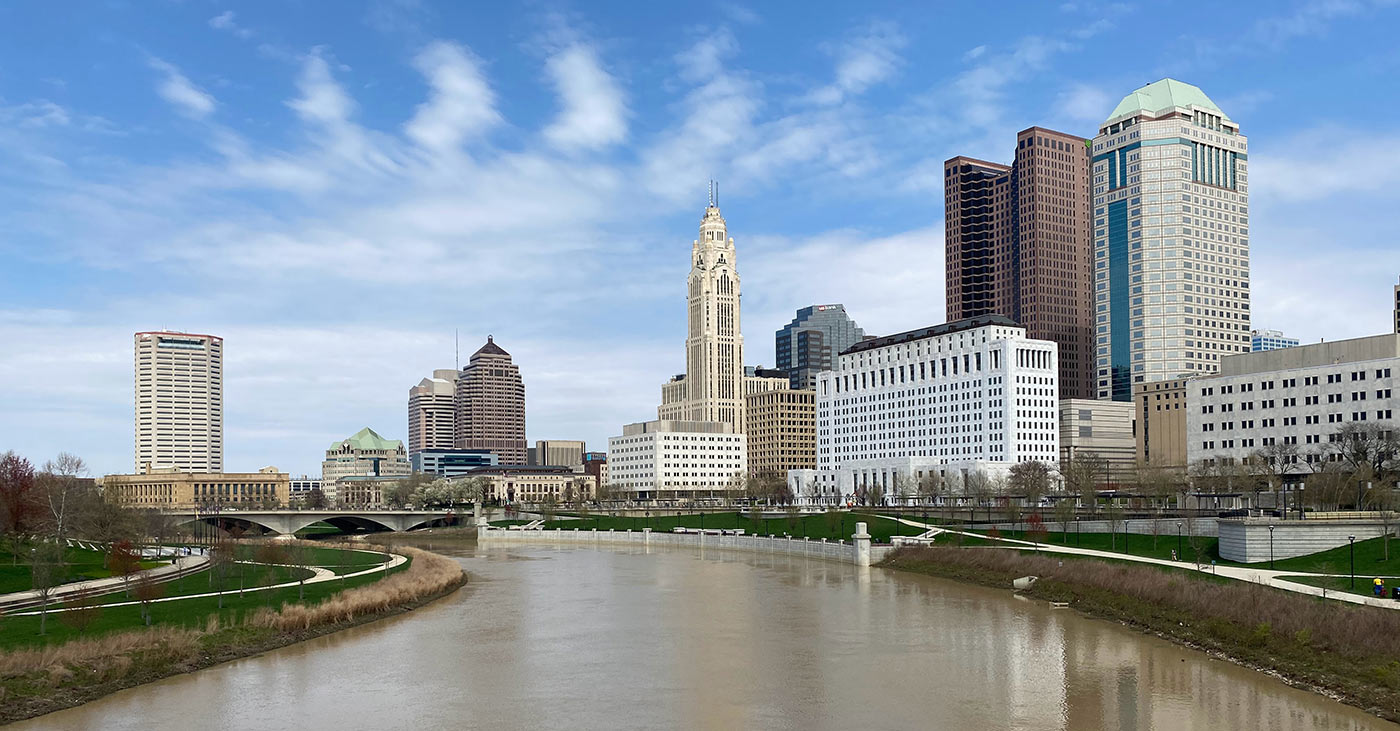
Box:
[2,0,1399,477]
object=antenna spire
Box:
[708,180,714,207]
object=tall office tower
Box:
[408,369,458,456]
[658,187,746,433]
[775,305,867,390]
[134,331,223,473]
[454,336,527,464]
[1093,79,1250,400]
[944,127,1094,399]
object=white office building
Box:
[1187,333,1400,471]
[607,420,747,500]
[134,331,223,473]
[792,315,1059,503]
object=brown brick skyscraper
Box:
[454,336,527,464]
[945,126,1094,400]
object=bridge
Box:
[165,509,461,536]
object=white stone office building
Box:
[1187,333,1400,472]
[1093,79,1250,401]
[794,315,1059,503]
[408,369,458,456]
[607,420,747,500]
[134,331,223,473]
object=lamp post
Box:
[1298,484,1305,520]
[1177,520,1183,560]
[1349,535,1357,590]
[1268,524,1275,570]
[1076,516,1081,546]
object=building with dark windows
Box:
[1092,79,1250,400]
[455,336,527,465]
[775,305,867,390]
[944,126,1094,400]
[411,448,499,478]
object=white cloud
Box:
[542,44,628,150]
[404,41,500,153]
[2,99,70,127]
[1055,84,1111,123]
[1250,130,1400,202]
[149,58,216,118]
[209,10,254,39]
[810,22,906,105]
[676,27,738,84]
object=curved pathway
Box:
[877,515,1400,611]
[8,548,406,616]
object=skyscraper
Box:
[1250,329,1298,352]
[658,188,746,432]
[775,305,867,390]
[455,336,527,464]
[1093,79,1250,400]
[944,126,1094,399]
[408,369,458,456]
[134,331,223,473]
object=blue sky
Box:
[2,0,1398,476]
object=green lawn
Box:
[955,526,1223,565]
[80,564,315,605]
[293,521,346,537]
[1280,574,1400,600]
[0,553,410,650]
[540,511,918,543]
[0,544,164,594]
[1265,535,1400,575]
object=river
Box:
[14,541,1396,730]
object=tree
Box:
[1062,452,1106,514]
[1052,499,1074,539]
[916,472,943,507]
[108,539,141,598]
[1252,441,1300,513]
[60,586,103,635]
[208,540,236,609]
[1008,461,1052,506]
[30,541,64,635]
[288,543,312,602]
[965,471,993,509]
[38,452,90,546]
[1025,513,1048,549]
[304,487,328,510]
[890,473,916,508]
[1331,423,1400,509]
[1134,459,1179,510]
[253,543,288,605]
[0,452,39,562]
[1106,504,1126,552]
[133,573,164,626]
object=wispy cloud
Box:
[404,41,500,154]
[149,58,216,118]
[208,10,254,39]
[809,22,906,105]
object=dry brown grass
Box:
[0,543,463,680]
[886,545,1400,661]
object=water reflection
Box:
[14,541,1396,731]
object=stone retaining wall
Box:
[478,526,892,566]
[1217,519,1395,563]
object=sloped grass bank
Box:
[882,545,1400,723]
[0,545,465,725]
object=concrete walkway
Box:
[8,548,406,616]
[876,515,1400,611]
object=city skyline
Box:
[3,2,1399,475]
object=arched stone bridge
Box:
[166,509,459,536]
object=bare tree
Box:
[133,573,164,626]
[108,539,141,599]
[30,541,64,635]
[916,472,943,507]
[1331,423,1400,509]
[1009,460,1052,506]
[38,453,90,546]
[208,540,236,609]
[1252,441,1300,513]
[304,487,328,509]
[60,586,103,635]
[1062,452,1106,514]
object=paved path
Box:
[876,515,1400,611]
[6,548,406,616]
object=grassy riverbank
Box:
[882,545,1400,722]
[0,544,466,725]
[535,511,913,542]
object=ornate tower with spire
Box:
[659,184,746,433]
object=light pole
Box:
[1177,521,1183,560]
[1349,535,1356,590]
[1268,524,1275,570]
[1298,484,1305,520]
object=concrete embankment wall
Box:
[984,518,1219,537]
[1218,519,1394,563]
[478,527,892,566]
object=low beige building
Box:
[745,388,815,479]
[533,439,586,467]
[102,466,290,509]
[470,465,595,505]
[1134,377,1190,471]
[1059,399,1136,481]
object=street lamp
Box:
[1349,535,1357,590]
[1076,516,1081,546]
[1176,521,1183,560]
[1268,524,1275,570]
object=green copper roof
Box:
[331,427,402,452]
[1105,78,1229,123]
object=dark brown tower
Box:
[944,127,1094,400]
[454,336,527,464]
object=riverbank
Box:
[881,545,1400,723]
[0,544,466,725]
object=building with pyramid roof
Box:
[455,336,527,465]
